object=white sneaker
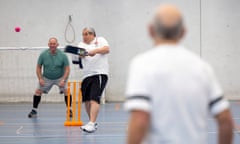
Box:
[80,121,98,129]
[80,124,86,130]
[81,121,97,133]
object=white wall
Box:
[0,0,239,102]
[201,0,240,99]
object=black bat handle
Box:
[78,57,83,69]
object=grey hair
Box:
[153,17,183,40]
[83,27,96,37]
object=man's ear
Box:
[179,26,186,39]
[148,24,155,39]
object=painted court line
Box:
[208,131,240,134]
[0,134,126,138]
[16,126,23,134]
[208,117,240,120]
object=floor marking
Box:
[0,134,126,138]
[0,121,4,125]
[208,117,240,120]
[115,104,121,111]
[208,131,240,134]
[234,123,240,135]
[209,122,240,135]
[16,126,23,134]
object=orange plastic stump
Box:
[64,81,83,126]
[64,121,83,126]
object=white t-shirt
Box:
[72,37,109,80]
[124,44,229,144]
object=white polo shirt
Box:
[72,37,109,80]
[124,44,229,144]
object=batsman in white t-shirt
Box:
[72,27,109,133]
[124,4,233,144]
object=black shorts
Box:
[82,74,108,104]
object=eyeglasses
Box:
[82,32,88,36]
[82,32,94,36]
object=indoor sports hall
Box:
[0,0,240,144]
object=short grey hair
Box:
[153,18,183,40]
[83,27,96,37]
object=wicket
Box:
[64,81,83,126]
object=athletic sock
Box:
[65,95,72,107]
[33,95,41,109]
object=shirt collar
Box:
[90,37,97,45]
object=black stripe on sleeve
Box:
[209,96,223,109]
[127,95,151,101]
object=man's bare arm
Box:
[36,64,43,80]
[215,109,234,144]
[127,110,150,144]
[61,66,70,82]
[88,46,109,56]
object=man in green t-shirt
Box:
[28,37,71,118]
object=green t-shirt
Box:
[38,49,69,80]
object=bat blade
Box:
[64,45,88,56]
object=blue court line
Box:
[0,134,126,138]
